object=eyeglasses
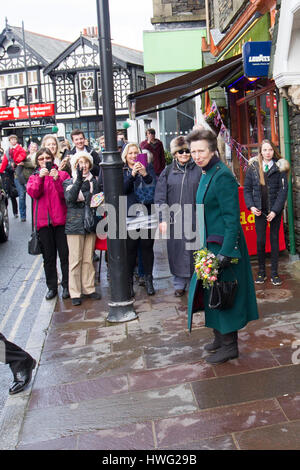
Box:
[177,148,190,155]
[38,157,52,162]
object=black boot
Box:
[145,274,155,295]
[205,331,238,364]
[204,329,222,352]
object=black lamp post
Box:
[96,0,137,323]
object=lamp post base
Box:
[107,300,138,323]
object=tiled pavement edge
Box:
[2,240,300,450]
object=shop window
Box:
[229,78,279,184]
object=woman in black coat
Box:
[63,151,101,306]
[154,136,202,296]
[122,143,157,297]
[244,139,289,286]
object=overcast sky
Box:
[3,0,154,50]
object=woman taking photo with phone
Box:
[121,143,156,297]
[244,139,289,286]
[27,147,70,300]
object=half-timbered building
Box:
[0,22,70,145]
[43,31,151,143]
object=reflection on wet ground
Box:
[15,246,300,449]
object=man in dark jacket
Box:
[140,128,166,176]
[70,129,101,177]
[0,333,36,395]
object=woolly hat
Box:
[170,135,188,156]
[70,151,93,174]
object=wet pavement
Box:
[2,240,300,450]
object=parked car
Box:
[0,177,9,242]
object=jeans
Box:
[127,229,154,277]
[255,212,282,276]
[14,178,26,220]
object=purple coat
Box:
[27,170,70,230]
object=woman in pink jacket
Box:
[27,147,70,300]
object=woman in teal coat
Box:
[186,129,259,365]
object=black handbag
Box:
[84,204,97,233]
[208,279,238,310]
[28,201,42,255]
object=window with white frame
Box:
[79,72,95,109]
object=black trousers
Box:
[255,212,282,275]
[126,229,154,277]
[38,225,69,290]
[0,333,33,374]
[1,172,18,215]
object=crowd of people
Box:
[0,126,290,393]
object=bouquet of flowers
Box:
[194,248,238,289]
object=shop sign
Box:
[243,41,272,78]
[0,103,55,121]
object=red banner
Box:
[0,103,55,121]
[239,186,286,255]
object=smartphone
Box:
[136,153,148,167]
[46,161,53,172]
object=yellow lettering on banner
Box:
[247,213,255,224]
[240,212,246,225]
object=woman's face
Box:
[261,142,274,162]
[126,145,139,168]
[30,143,38,154]
[190,140,215,168]
[77,157,91,176]
[37,152,53,169]
[44,138,57,156]
[175,148,191,165]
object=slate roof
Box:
[111,43,144,67]
[8,26,71,63]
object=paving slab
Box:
[1,249,299,451]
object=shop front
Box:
[0,102,56,146]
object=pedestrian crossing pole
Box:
[96,0,137,322]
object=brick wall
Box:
[288,107,300,252]
[153,0,205,20]
[217,0,247,32]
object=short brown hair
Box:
[8,134,18,141]
[146,128,155,136]
[186,129,217,153]
[71,129,85,140]
[35,147,54,166]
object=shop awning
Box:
[128,54,242,118]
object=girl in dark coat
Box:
[154,136,202,296]
[244,139,289,286]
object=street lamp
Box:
[96,0,137,323]
[0,21,32,140]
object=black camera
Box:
[46,161,53,172]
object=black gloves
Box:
[76,165,83,184]
[217,254,231,270]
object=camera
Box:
[46,161,53,172]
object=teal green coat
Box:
[187,161,259,334]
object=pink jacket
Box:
[27,170,70,230]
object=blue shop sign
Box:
[243,41,272,77]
